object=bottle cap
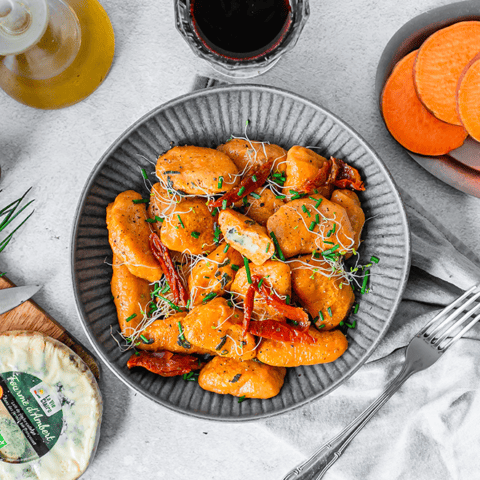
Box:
[0,0,48,55]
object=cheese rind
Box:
[0,331,102,480]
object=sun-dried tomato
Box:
[252,275,310,331]
[332,157,365,191]
[242,283,256,337]
[127,350,204,377]
[301,157,365,193]
[149,233,189,307]
[248,320,315,344]
[239,276,310,337]
[209,159,273,208]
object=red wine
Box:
[191,0,292,60]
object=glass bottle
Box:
[0,0,114,109]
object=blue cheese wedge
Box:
[0,331,102,480]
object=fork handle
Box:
[283,362,416,480]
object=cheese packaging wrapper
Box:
[0,331,102,479]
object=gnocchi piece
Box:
[230,260,291,321]
[266,195,355,259]
[257,328,348,367]
[111,254,151,335]
[160,197,218,255]
[106,190,163,282]
[218,209,274,265]
[182,297,257,360]
[290,255,355,329]
[188,242,243,305]
[330,189,365,257]
[283,146,333,199]
[241,187,285,226]
[198,356,286,399]
[139,312,211,354]
[156,146,239,195]
[217,138,287,172]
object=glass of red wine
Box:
[175,0,310,78]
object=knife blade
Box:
[0,285,42,315]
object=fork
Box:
[283,285,480,480]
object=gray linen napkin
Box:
[193,76,480,479]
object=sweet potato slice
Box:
[457,53,480,142]
[414,21,480,126]
[382,50,467,155]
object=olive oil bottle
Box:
[0,0,114,109]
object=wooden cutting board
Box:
[0,276,100,380]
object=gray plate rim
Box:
[71,83,411,421]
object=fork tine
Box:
[418,285,479,336]
[439,311,480,350]
[425,290,480,339]
[434,302,480,346]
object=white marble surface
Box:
[1,0,480,478]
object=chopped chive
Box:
[370,255,380,264]
[339,321,345,326]
[327,307,332,317]
[269,231,285,261]
[308,196,318,202]
[265,242,270,253]
[353,304,359,314]
[238,395,246,403]
[125,313,137,323]
[315,213,320,223]
[315,199,323,208]
[141,168,148,180]
[238,186,246,196]
[222,199,228,210]
[160,283,171,294]
[177,215,185,228]
[242,196,249,206]
[224,243,230,253]
[218,176,224,189]
[211,207,219,216]
[251,192,261,199]
[285,294,290,305]
[322,245,340,256]
[203,292,217,303]
[132,198,148,204]
[146,218,156,223]
[319,311,324,322]
[258,278,264,288]
[186,299,191,309]
[317,324,325,329]
[289,190,299,195]
[361,270,370,294]
[302,205,311,217]
[345,320,356,328]
[324,240,334,245]
[155,215,164,223]
[178,321,186,340]
[244,257,252,284]
[291,194,302,200]
[308,221,317,231]
[327,224,336,237]
[352,247,357,255]
[231,264,240,271]
[252,175,258,182]
[293,225,299,230]
[140,335,152,344]
[275,195,286,199]
[191,231,200,239]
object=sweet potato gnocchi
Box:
[107,139,368,401]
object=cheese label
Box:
[0,372,64,464]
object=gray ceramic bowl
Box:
[71,84,410,421]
